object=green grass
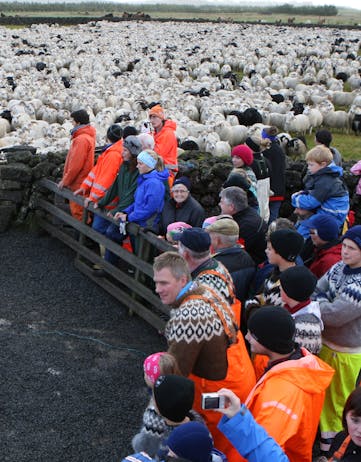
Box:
[304,132,361,161]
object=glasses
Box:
[172,188,188,194]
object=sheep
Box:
[323,110,350,133]
[284,113,310,136]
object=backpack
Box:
[251,154,270,180]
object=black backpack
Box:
[251,154,270,180]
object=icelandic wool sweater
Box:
[132,398,203,458]
[315,261,361,350]
[246,267,285,314]
[165,283,236,380]
[191,258,236,306]
[285,300,323,355]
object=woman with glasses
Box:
[158,176,205,236]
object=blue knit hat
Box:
[166,422,213,462]
[307,214,340,242]
[342,225,361,250]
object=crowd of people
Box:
[58,105,361,462]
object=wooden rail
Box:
[35,178,174,331]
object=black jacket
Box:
[213,245,255,302]
[232,207,267,265]
[263,140,286,198]
[158,195,205,235]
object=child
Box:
[350,159,361,196]
[280,265,323,354]
[132,357,203,458]
[132,353,182,457]
[292,145,349,239]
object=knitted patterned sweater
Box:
[314,262,361,350]
[245,267,284,316]
[165,283,236,380]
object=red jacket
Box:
[81,139,123,204]
[309,242,342,279]
[62,125,96,191]
[246,348,334,462]
[153,120,178,173]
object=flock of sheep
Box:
[0,20,360,156]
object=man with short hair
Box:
[219,306,334,462]
[153,250,255,460]
[58,109,96,220]
[219,187,267,264]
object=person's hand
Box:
[216,388,242,419]
[114,212,127,221]
[84,197,92,208]
[93,203,98,209]
[58,180,64,189]
[73,187,85,196]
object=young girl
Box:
[131,352,181,457]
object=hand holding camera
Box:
[201,388,242,419]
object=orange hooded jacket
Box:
[62,125,96,191]
[81,139,123,205]
[153,120,178,173]
[245,348,334,462]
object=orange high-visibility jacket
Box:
[81,139,123,204]
[62,125,96,191]
[153,120,178,173]
[245,348,334,462]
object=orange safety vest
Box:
[81,139,123,205]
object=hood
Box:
[163,119,177,131]
[72,124,96,139]
[318,162,343,177]
[257,348,334,395]
[140,168,170,183]
[317,242,342,256]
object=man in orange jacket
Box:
[58,109,96,221]
[74,124,123,235]
[173,228,256,461]
[234,306,334,462]
[149,105,178,186]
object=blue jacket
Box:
[292,163,349,227]
[218,405,289,462]
[123,168,169,227]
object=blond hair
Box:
[305,146,333,165]
[159,353,181,376]
[144,149,165,172]
[153,251,191,281]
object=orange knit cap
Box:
[149,104,165,120]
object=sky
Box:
[14,0,361,10]
[107,0,361,10]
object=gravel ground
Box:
[0,229,166,462]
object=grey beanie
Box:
[123,136,143,157]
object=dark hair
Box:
[123,125,138,138]
[342,387,361,431]
[107,124,123,142]
[70,109,89,125]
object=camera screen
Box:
[203,396,220,409]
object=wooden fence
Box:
[35,178,174,331]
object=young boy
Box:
[280,265,323,354]
[291,145,349,239]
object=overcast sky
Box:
[105,0,361,10]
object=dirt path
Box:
[0,229,165,462]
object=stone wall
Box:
[0,146,359,232]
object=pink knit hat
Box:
[231,144,254,166]
[143,352,166,385]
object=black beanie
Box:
[107,124,123,143]
[280,266,317,302]
[70,109,89,125]
[153,375,194,423]
[270,229,304,262]
[248,306,296,354]
[123,125,138,139]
